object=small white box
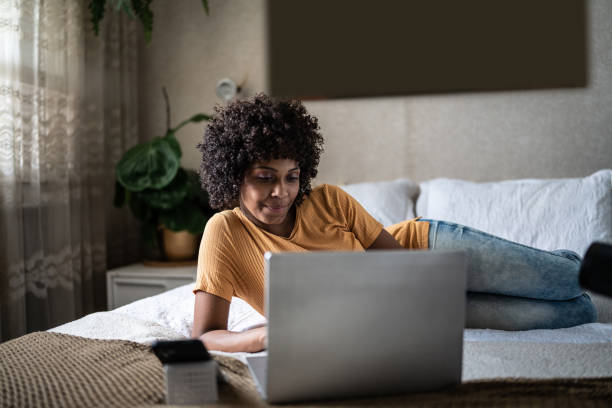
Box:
[163,360,218,405]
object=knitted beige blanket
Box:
[1,332,611,407]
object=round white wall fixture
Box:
[216,78,238,101]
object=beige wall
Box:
[140,0,612,185]
[139,0,266,170]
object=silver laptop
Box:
[245,250,467,404]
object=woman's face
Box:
[239,158,300,228]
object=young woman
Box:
[192,94,596,353]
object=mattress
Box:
[50,283,612,381]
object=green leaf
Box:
[112,0,129,11]
[139,168,189,210]
[160,201,208,234]
[113,180,126,208]
[89,0,107,36]
[129,192,159,248]
[116,137,180,192]
[185,169,202,197]
[113,0,135,17]
[91,0,209,42]
[131,0,153,43]
[128,193,152,222]
[120,1,135,17]
[164,130,182,159]
[171,113,212,133]
[190,113,213,122]
[184,169,212,209]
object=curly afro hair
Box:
[197,93,325,210]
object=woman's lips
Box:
[265,204,288,213]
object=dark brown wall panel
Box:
[267,0,587,99]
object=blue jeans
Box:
[422,219,597,330]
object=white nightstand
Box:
[106,263,197,310]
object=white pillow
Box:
[340,178,419,227]
[416,169,612,256]
[415,169,612,322]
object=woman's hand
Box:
[199,326,267,353]
[250,325,268,350]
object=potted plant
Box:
[114,88,215,261]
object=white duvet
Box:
[50,283,612,381]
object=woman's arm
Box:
[367,229,404,250]
[192,291,267,353]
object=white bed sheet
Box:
[50,283,612,381]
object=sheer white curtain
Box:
[0,0,141,341]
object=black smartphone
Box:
[151,339,211,364]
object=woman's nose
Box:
[271,180,288,197]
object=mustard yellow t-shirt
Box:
[193,184,429,315]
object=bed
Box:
[2,170,612,407]
[42,284,612,406]
[50,283,612,382]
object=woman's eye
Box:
[287,175,300,182]
[257,176,274,182]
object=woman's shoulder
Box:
[305,183,352,205]
[200,210,248,257]
[308,183,344,199]
[203,209,243,235]
[300,184,352,218]
[208,209,239,223]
